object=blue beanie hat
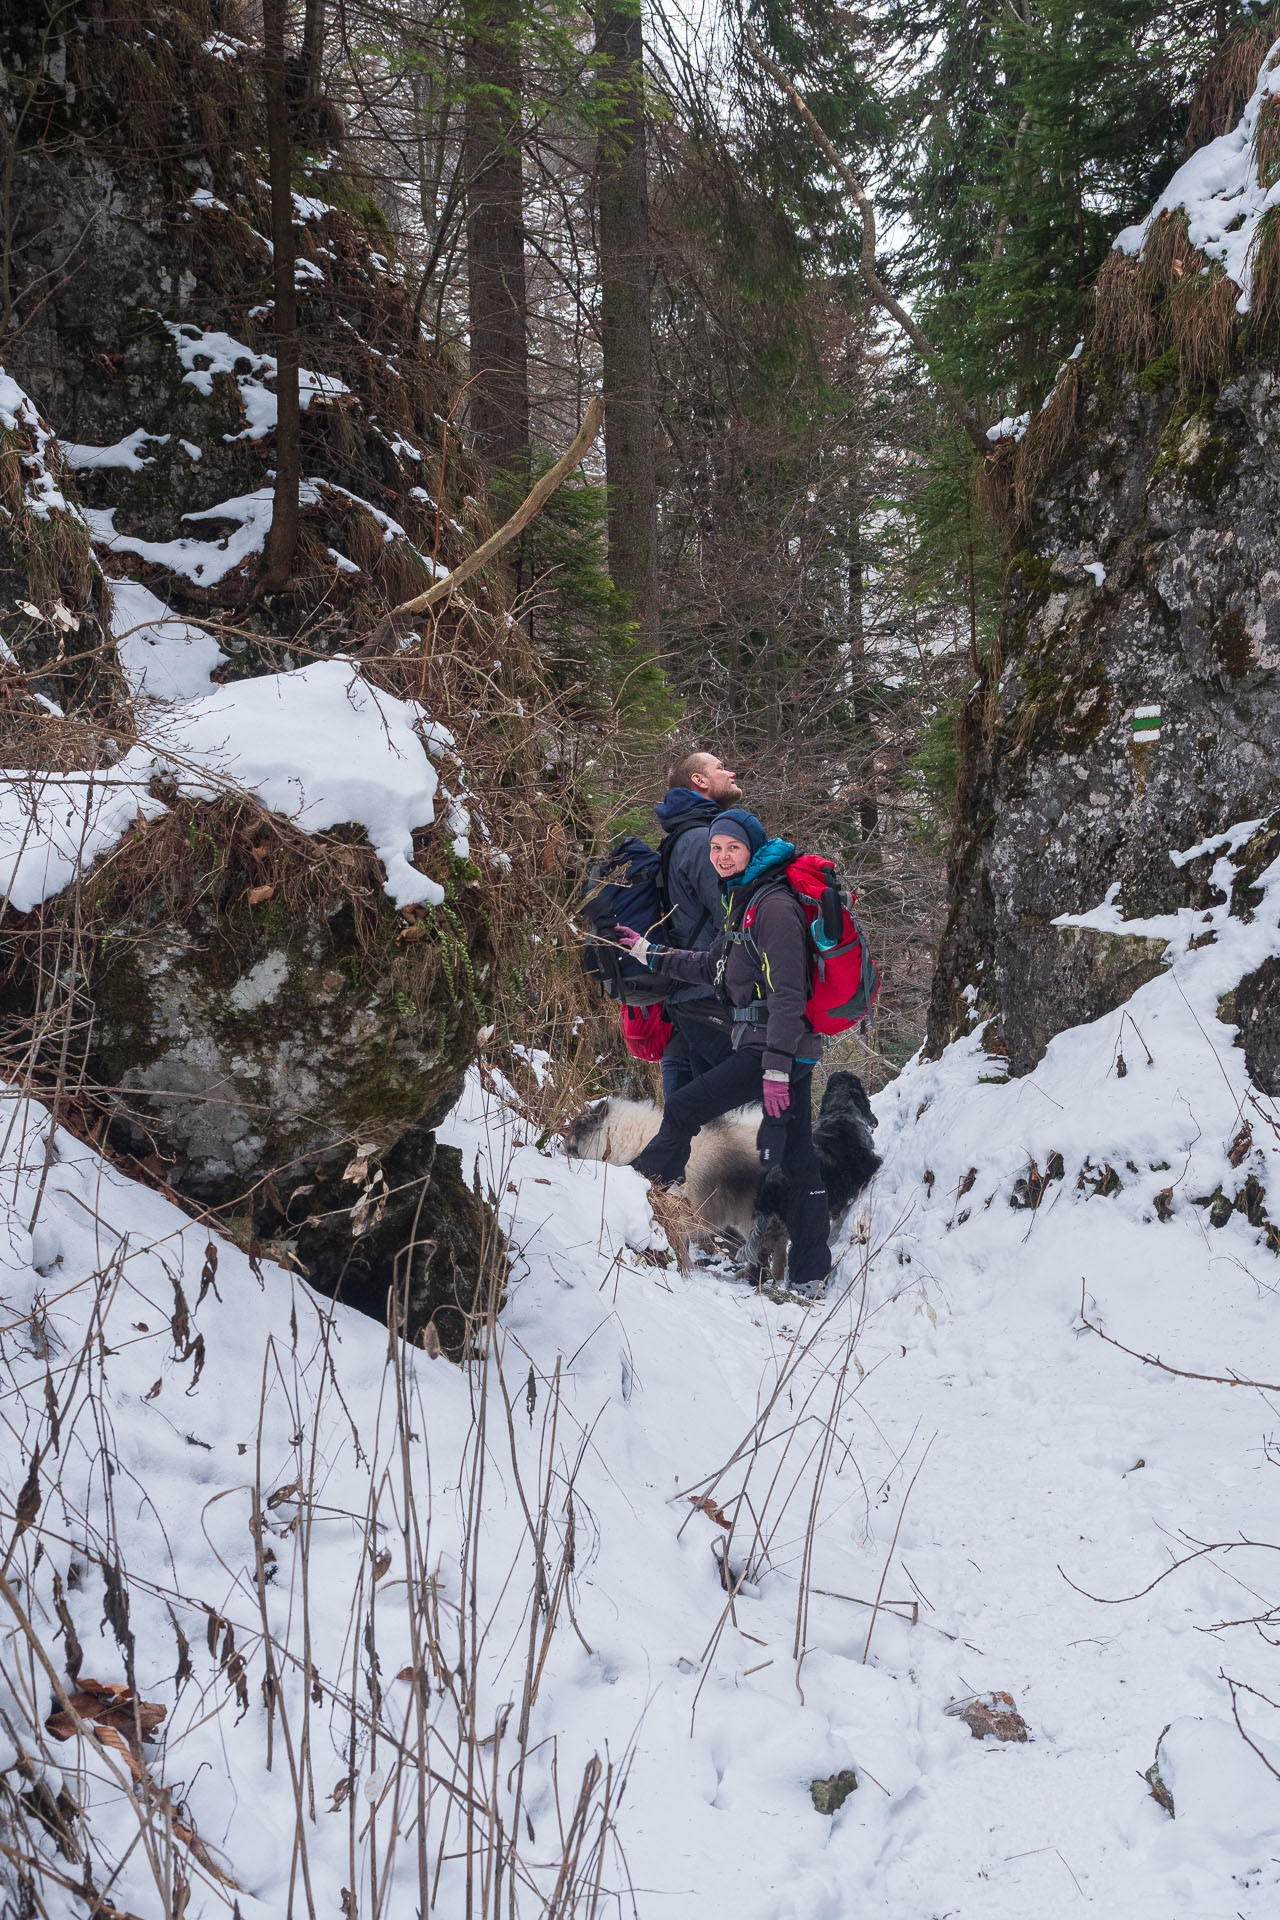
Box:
[711,808,766,855]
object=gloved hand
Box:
[762,1072,790,1118]
[616,925,651,964]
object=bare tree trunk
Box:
[848,526,879,845]
[301,0,326,105]
[593,2,659,651]
[463,1,531,478]
[261,0,301,593]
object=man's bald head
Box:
[667,750,742,805]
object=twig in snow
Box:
[1077,1280,1280,1390]
[1224,1673,1280,1785]
[862,1435,935,1664]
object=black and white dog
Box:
[566,1070,881,1278]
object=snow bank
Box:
[0,661,450,911]
[108,578,226,700]
[1115,35,1280,307]
[6,812,1280,1915]
[5,798,1280,1912]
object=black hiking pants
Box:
[630,1050,831,1290]
[660,1003,734,1101]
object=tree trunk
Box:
[463,2,531,478]
[301,0,326,105]
[261,0,301,593]
[848,528,879,844]
[593,2,659,652]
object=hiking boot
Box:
[787,1265,831,1301]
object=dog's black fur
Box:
[761,1070,881,1224]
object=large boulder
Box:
[931,356,1280,1074]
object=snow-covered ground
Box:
[3,821,1279,1917]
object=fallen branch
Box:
[1077,1281,1280,1391]
[1224,1673,1280,1785]
[1059,1536,1277,1606]
[362,395,604,652]
[745,33,989,455]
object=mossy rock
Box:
[6,798,499,1348]
[810,1770,858,1816]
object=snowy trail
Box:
[3,826,1280,1917]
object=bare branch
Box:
[1078,1281,1280,1391]
[745,32,990,455]
[374,395,605,638]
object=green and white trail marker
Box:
[1132,705,1162,744]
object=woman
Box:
[618,807,831,1294]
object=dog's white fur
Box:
[568,1098,764,1238]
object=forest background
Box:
[130,0,1280,1069]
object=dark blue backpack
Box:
[581,836,672,1006]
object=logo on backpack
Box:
[743,854,880,1035]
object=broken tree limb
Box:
[745,34,990,456]
[388,394,604,628]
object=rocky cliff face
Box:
[929,42,1280,1083]
[0,1,553,1349]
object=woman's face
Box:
[709,833,751,879]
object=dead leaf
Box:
[688,1493,733,1531]
[46,1678,166,1760]
[421,1321,442,1359]
[947,1689,1029,1743]
[1229,1123,1253,1168]
[247,883,275,906]
[15,1456,41,1531]
[144,1379,162,1401]
[372,1548,392,1581]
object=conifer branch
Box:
[746,34,990,455]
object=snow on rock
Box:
[107,577,226,699]
[1115,35,1280,307]
[987,410,1030,443]
[83,490,280,586]
[163,321,349,442]
[0,765,167,912]
[62,426,170,471]
[86,477,432,588]
[0,367,75,520]
[1,661,449,911]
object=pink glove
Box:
[762,1075,790,1118]
[616,926,641,949]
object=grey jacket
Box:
[649,880,817,1076]
[656,800,724,1013]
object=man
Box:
[653,751,743,1098]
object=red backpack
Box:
[742,854,880,1034]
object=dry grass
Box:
[1092,247,1165,370]
[1091,209,1237,395]
[1014,360,1082,527]
[0,1118,634,1916]
[1184,15,1280,155]
[1170,261,1240,392]
[1254,91,1280,188]
[974,359,1082,545]
[1248,203,1280,338]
